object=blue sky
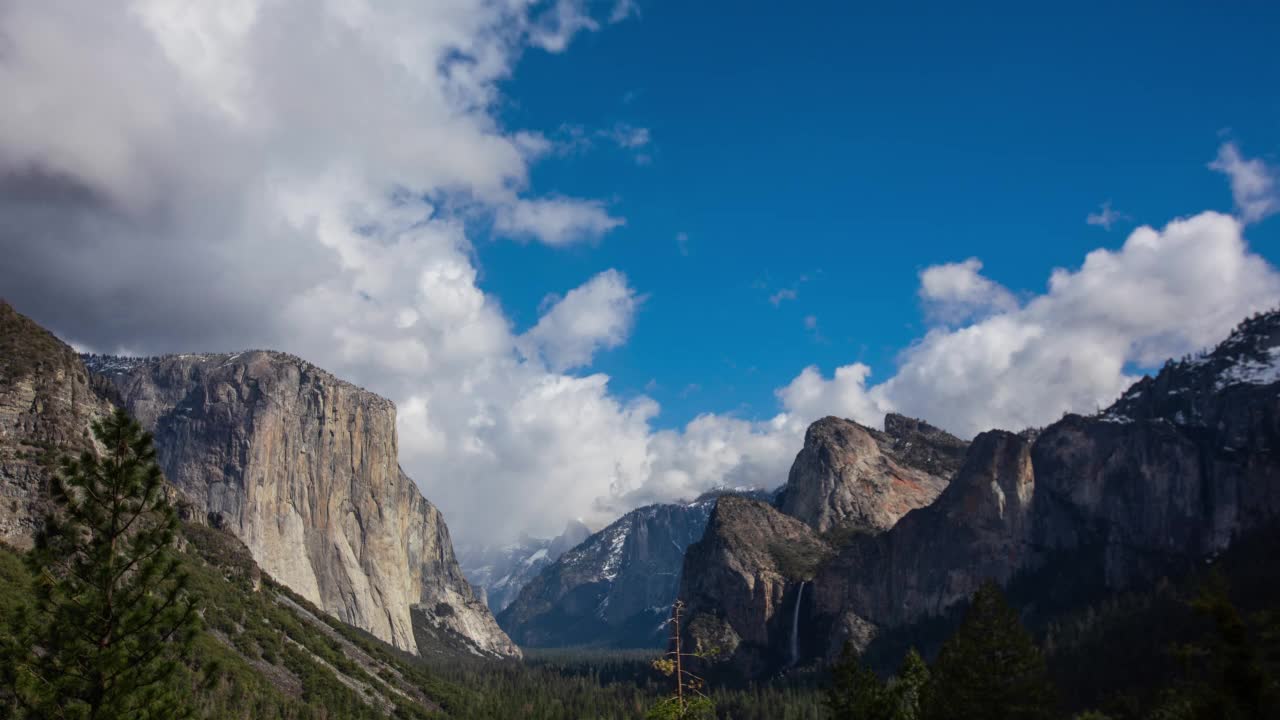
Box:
[481,0,1280,429]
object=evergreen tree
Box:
[1151,575,1279,720]
[825,641,889,719]
[884,648,929,720]
[5,409,199,719]
[922,580,1055,720]
[826,644,930,720]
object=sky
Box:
[1,1,1278,544]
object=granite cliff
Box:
[776,413,967,534]
[85,350,518,659]
[679,413,964,673]
[0,301,114,547]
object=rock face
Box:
[680,310,1280,677]
[86,351,518,659]
[680,496,831,677]
[460,520,594,614]
[809,428,1037,658]
[776,414,967,533]
[0,302,113,548]
[499,491,770,648]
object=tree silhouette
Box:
[826,644,930,720]
[923,581,1054,720]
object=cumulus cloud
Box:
[519,270,641,371]
[1209,142,1279,224]
[0,0,647,543]
[918,257,1019,325]
[494,196,625,246]
[776,363,886,427]
[795,212,1280,437]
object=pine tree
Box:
[6,408,199,719]
[922,580,1055,720]
[1152,574,1279,720]
[826,644,929,720]
[825,641,889,720]
[884,648,929,720]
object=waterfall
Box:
[789,581,806,666]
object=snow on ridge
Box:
[1216,346,1280,391]
[79,354,148,375]
[599,524,630,582]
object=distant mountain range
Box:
[496,488,774,648]
[459,520,593,613]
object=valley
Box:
[4,299,1279,718]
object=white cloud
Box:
[608,0,640,24]
[606,123,651,149]
[494,196,625,246]
[1086,200,1127,230]
[528,0,600,53]
[537,121,652,164]
[1209,142,1279,224]
[519,270,641,371]
[918,257,1019,325]
[776,363,886,426]
[795,212,1280,437]
[676,231,690,256]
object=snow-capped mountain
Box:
[496,488,775,648]
[460,520,593,613]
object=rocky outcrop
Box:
[681,310,1280,678]
[776,414,967,533]
[0,301,113,548]
[499,491,770,648]
[679,496,832,677]
[87,351,518,659]
[809,429,1037,659]
[677,413,964,673]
